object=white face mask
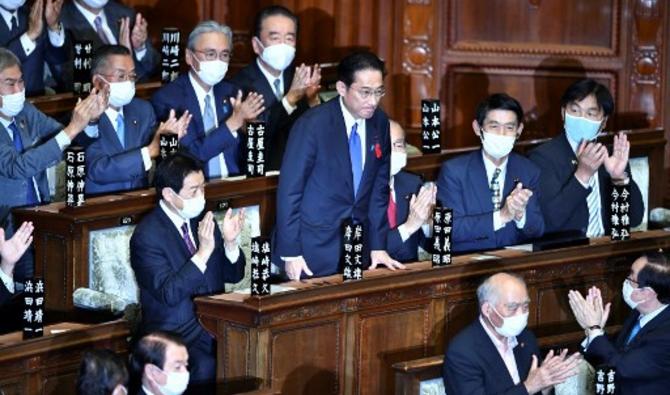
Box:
[0,89,25,117]
[489,306,528,338]
[390,151,407,177]
[104,79,135,108]
[175,192,205,220]
[481,130,516,160]
[0,0,26,10]
[194,58,228,87]
[622,280,646,310]
[257,39,296,72]
[81,0,108,9]
[157,370,189,395]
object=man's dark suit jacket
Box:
[85,98,156,194]
[436,150,545,253]
[586,306,670,395]
[151,73,242,175]
[0,206,30,334]
[0,5,67,96]
[443,318,541,395]
[230,61,309,171]
[60,0,159,86]
[130,206,245,346]
[387,170,429,262]
[275,97,391,277]
[527,133,644,235]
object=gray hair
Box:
[0,48,21,74]
[476,272,526,307]
[187,20,233,51]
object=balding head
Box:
[478,272,529,322]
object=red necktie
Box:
[388,190,397,229]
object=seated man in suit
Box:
[152,20,264,179]
[0,0,67,96]
[568,251,670,394]
[444,272,581,394]
[276,51,402,280]
[0,47,106,209]
[60,0,159,85]
[436,93,544,253]
[130,152,246,386]
[231,5,321,171]
[84,44,190,195]
[386,120,436,262]
[528,79,643,237]
[129,331,189,395]
[0,218,32,307]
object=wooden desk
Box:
[0,320,129,395]
[194,230,670,395]
[13,128,666,313]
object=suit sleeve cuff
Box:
[20,33,36,56]
[47,25,65,47]
[0,266,14,294]
[135,46,147,61]
[514,212,527,229]
[493,211,504,231]
[55,130,72,150]
[190,254,207,273]
[224,244,240,263]
[397,224,412,243]
[282,96,297,115]
[140,147,152,171]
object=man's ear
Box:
[516,122,524,138]
[145,363,166,386]
[251,36,263,57]
[185,49,196,70]
[472,120,482,138]
[560,108,566,122]
[335,81,348,97]
[599,116,608,132]
[161,187,175,202]
[91,75,106,91]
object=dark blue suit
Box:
[85,98,156,194]
[0,5,67,96]
[275,97,391,277]
[436,150,545,253]
[585,307,670,395]
[443,319,541,395]
[130,206,245,383]
[151,73,241,175]
[527,133,644,236]
[387,171,429,262]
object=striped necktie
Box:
[586,176,603,237]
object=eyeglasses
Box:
[194,49,231,62]
[626,276,639,286]
[101,73,137,82]
[0,78,24,88]
[353,87,386,100]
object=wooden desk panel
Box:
[195,231,670,394]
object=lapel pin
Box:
[133,120,138,125]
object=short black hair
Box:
[560,78,614,117]
[154,152,204,198]
[637,251,670,304]
[474,93,524,127]
[91,45,132,76]
[337,51,386,86]
[76,349,128,395]
[253,5,298,38]
[129,332,186,380]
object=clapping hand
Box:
[131,13,148,51]
[568,286,611,330]
[575,141,608,184]
[500,183,533,223]
[405,183,437,233]
[26,0,44,41]
[603,132,630,181]
[0,222,34,274]
[524,349,582,394]
[45,0,64,32]
[227,90,265,131]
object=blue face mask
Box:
[564,112,602,143]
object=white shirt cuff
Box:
[493,211,504,231]
[514,212,527,229]
[84,124,99,138]
[135,46,147,61]
[397,224,412,243]
[281,255,303,262]
[47,25,65,47]
[0,266,15,294]
[582,329,605,350]
[55,130,72,150]
[20,32,36,56]
[575,173,591,189]
[421,223,432,237]
[140,147,152,171]
[190,254,207,274]
[224,243,240,263]
[282,96,297,115]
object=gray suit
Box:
[60,0,160,86]
[0,102,64,208]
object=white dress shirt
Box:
[0,6,65,57]
[481,151,526,231]
[585,304,668,348]
[256,58,297,115]
[0,265,14,294]
[480,315,521,385]
[391,176,431,242]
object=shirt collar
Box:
[141,385,156,395]
[640,304,668,328]
[159,199,189,231]
[339,96,361,137]
[188,71,214,105]
[0,115,13,129]
[0,7,17,29]
[481,150,508,183]
[104,106,124,124]
[73,0,107,27]
[256,58,284,91]
[479,315,518,350]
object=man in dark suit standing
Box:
[569,251,670,394]
[130,153,246,386]
[528,79,644,237]
[129,331,190,395]
[386,120,436,263]
[436,94,544,253]
[60,0,159,84]
[443,272,581,394]
[152,20,264,179]
[84,44,190,195]
[0,0,67,96]
[276,51,402,280]
[231,5,321,171]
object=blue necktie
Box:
[115,114,125,148]
[625,319,641,345]
[349,122,362,197]
[203,95,222,178]
[9,121,39,205]
[273,78,282,100]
